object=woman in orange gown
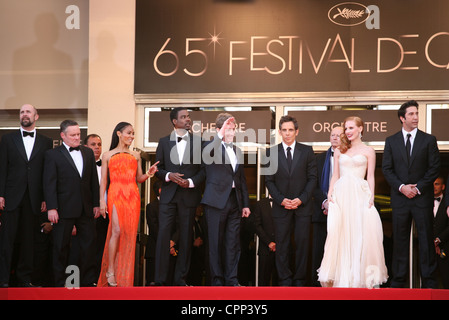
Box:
[97,122,158,287]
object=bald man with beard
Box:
[0,104,52,287]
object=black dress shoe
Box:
[0,283,8,288]
[19,282,39,288]
[84,282,97,287]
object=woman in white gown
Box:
[318,116,388,288]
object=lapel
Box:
[277,143,289,174]
[235,145,243,173]
[278,142,300,176]
[58,145,81,177]
[409,130,424,167]
[11,130,28,162]
[169,131,183,166]
[181,134,192,166]
[28,133,44,162]
[80,146,89,178]
[291,142,301,174]
[394,131,409,165]
[221,144,235,174]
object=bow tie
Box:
[224,142,233,148]
[69,146,80,152]
[177,136,188,143]
[96,160,102,167]
[434,197,441,202]
[22,131,34,138]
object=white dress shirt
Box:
[281,141,296,159]
[63,142,83,177]
[20,128,36,160]
[399,128,419,194]
[434,195,442,217]
[402,127,417,156]
[165,132,194,188]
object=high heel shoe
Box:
[106,272,117,287]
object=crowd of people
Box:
[0,101,448,289]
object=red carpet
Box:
[1,286,449,300]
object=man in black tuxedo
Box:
[43,120,100,287]
[382,100,440,288]
[264,115,317,286]
[145,181,161,285]
[312,126,343,286]
[0,104,52,287]
[433,176,449,288]
[201,113,251,286]
[154,108,205,286]
[252,197,277,286]
[84,134,107,280]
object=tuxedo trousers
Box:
[273,213,311,286]
[391,204,437,288]
[204,189,241,286]
[52,211,96,287]
[0,189,34,285]
[155,192,196,286]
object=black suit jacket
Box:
[43,145,99,218]
[155,131,205,207]
[382,130,440,208]
[264,142,317,217]
[312,149,331,223]
[0,130,53,214]
[201,135,250,211]
[435,195,449,252]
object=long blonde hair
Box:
[339,116,364,153]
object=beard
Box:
[20,117,33,128]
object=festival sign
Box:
[135,0,449,95]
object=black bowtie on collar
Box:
[96,160,102,167]
[69,146,80,152]
[177,136,188,143]
[435,197,441,202]
[22,131,34,138]
[224,142,233,148]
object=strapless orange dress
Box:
[98,153,141,287]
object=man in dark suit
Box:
[43,120,100,287]
[154,108,205,286]
[252,197,277,286]
[201,113,251,286]
[382,100,440,288]
[145,180,161,285]
[0,104,53,287]
[311,126,343,286]
[264,115,317,286]
[84,134,107,281]
[433,176,449,289]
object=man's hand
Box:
[290,198,302,209]
[281,198,301,210]
[218,117,235,138]
[0,197,5,211]
[169,172,185,186]
[93,207,101,219]
[401,184,418,199]
[48,209,59,224]
[41,201,47,213]
[242,207,251,218]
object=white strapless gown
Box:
[318,153,388,288]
